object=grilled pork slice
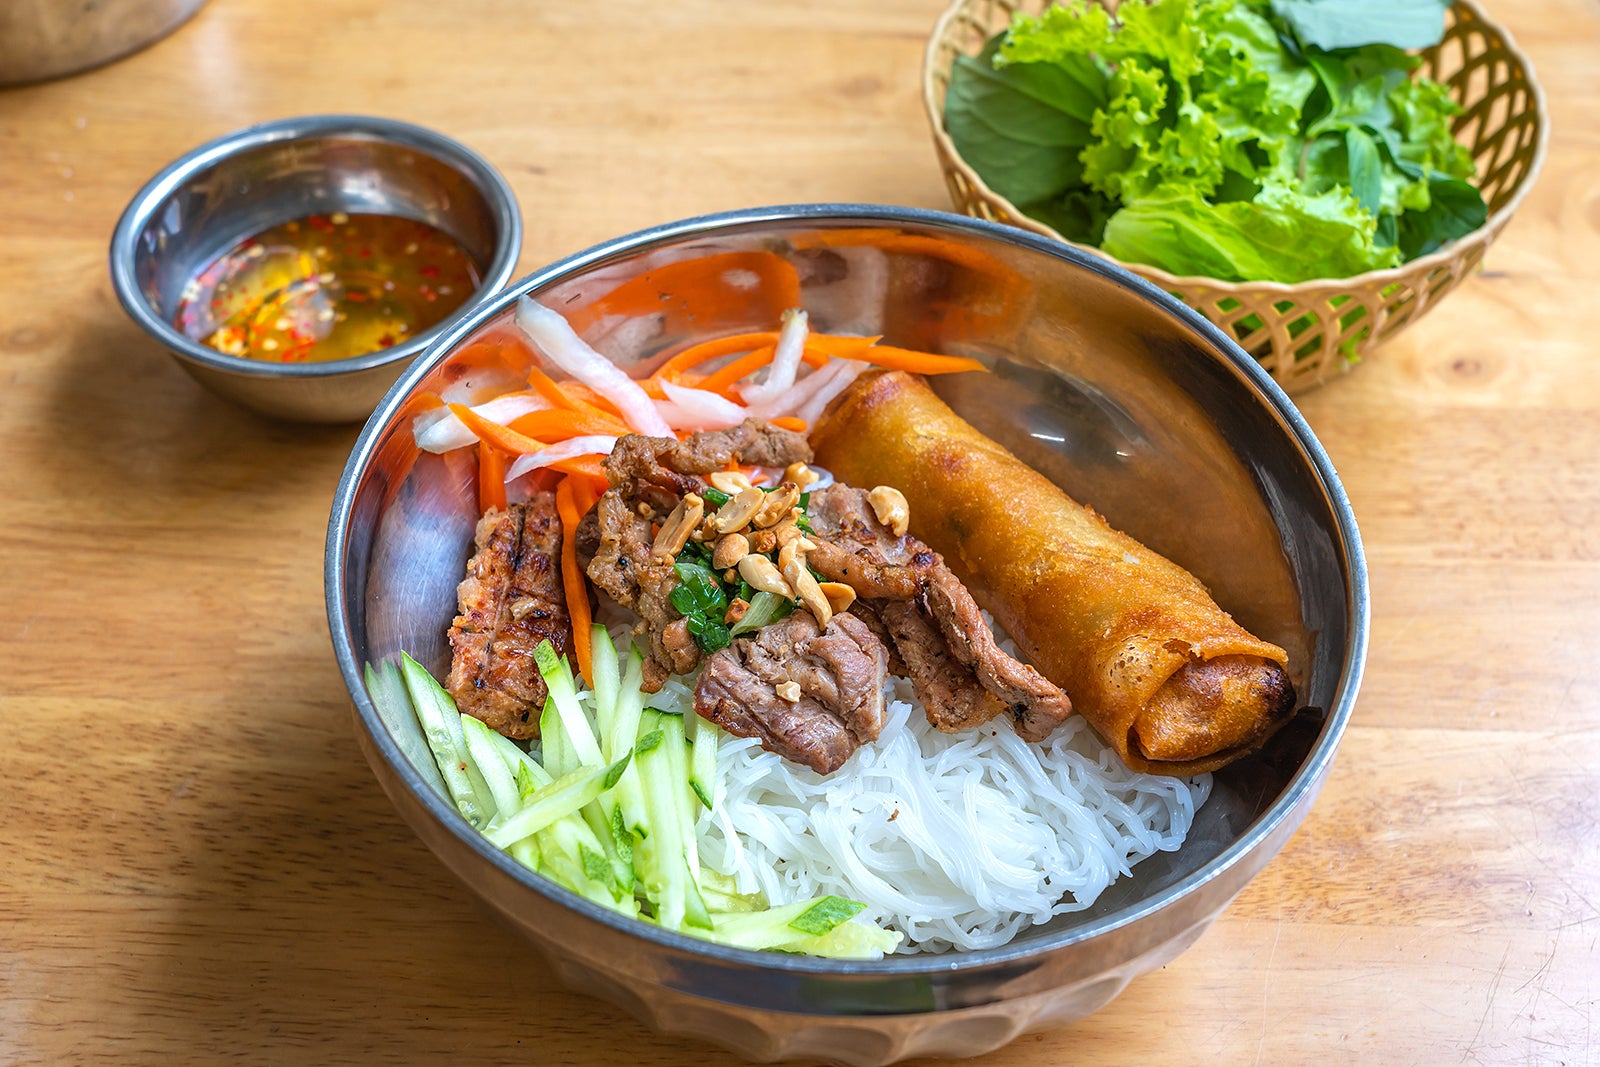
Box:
[855,600,1008,731]
[447,496,571,738]
[585,421,813,690]
[603,418,811,513]
[806,485,1073,742]
[584,490,697,692]
[693,611,889,775]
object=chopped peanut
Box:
[709,469,754,495]
[771,508,803,547]
[752,482,800,528]
[651,493,704,560]
[783,553,831,628]
[712,486,764,534]
[818,581,857,615]
[867,485,909,537]
[783,462,820,489]
[738,553,793,598]
[711,532,750,570]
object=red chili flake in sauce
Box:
[171,212,481,364]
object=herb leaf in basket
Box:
[1270,0,1451,52]
[943,0,1487,282]
[943,37,1105,210]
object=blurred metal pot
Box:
[0,0,208,86]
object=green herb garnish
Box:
[685,613,733,653]
[670,560,734,653]
[670,561,729,618]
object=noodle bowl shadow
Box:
[325,204,1368,1064]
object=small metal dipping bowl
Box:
[109,114,521,423]
[326,204,1369,1063]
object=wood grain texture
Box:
[1,0,1596,1064]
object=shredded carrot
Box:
[695,346,775,396]
[477,443,507,512]
[807,334,882,359]
[554,477,593,685]
[526,364,582,411]
[507,408,628,441]
[450,403,545,455]
[569,474,603,515]
[770,416,807,433]
[452,404,612,491]
[547,455,611,497]
[850,345,987,376]
[557,380,625,417]
[650,332,781,381]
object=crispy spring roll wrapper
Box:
[810,371,1296,775]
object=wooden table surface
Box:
[3,0,1596,1063]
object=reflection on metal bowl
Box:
[325,204,1368,1064]
[0,0,208,86]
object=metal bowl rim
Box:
[107,113,523,381]
[325,201,1369,978]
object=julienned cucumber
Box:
[378,633,901,959]
[689,896,902,959]
[483,755,630,849]
[399,652,494,830]
[687,710,718,812]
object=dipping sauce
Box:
[173,212,482,363]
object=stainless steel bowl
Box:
[325,204,1368,1063]
[0,0,207,85]
[109,115,521,424]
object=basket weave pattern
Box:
[924,0,1548,393]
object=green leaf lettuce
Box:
[941,0,1485,280]
[1101,182,1402,282]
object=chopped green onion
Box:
[685,612,732,653]
[669,561,728,617]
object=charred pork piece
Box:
[584,490,697,692]
[853,600,1008,732]
[806,485,1073,742]
[584,420,814,689]
[447,496,572,738]
[693,611,889,775]
[603,419,811,513]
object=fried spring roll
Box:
[810,371,1295,775]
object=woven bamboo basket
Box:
[923,0,1548,393]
